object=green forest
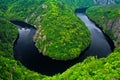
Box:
[0,0,120,80]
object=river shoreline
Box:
[10,13,114,76]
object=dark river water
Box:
[10,13,114,76]
[76,13,114,60]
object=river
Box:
[10,13,114,76]
[76,13,113,60]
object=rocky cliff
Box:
[93,0,115,5]
[86,5,120,47]
[106,18,120,46]
[1,0,120,80]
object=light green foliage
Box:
[0,19,46,80]
[0,55,46,80]
[1,0,91,60]
[42,49,120,80]
[0,0,120,80]
[5,0,45,20]
[87,4,120,22]
[86,4,120,45]
[36,1,90,60]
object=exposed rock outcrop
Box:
[93,0,115,5]
[106,18,120,47]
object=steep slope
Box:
[86,4,120,47]
[62,0,120,9]
[0,0,120,80]
[93,0,115,5]
[4,0,91,60]
[45,49,120,80]
[62,0,94,9]
[0,19,47,80]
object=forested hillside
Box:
[87,4,120,47]
[1,0,91,60]
[0,0,120,80]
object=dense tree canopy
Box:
[0,0,120,80]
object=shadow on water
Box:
[10,20,87,76]
[75,7,88,13]
[76,13,114,60]
[10,12,114,76]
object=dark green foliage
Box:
[42,49,120,80]
[1,0,91,60]
[62,0,94,10]
[35,1,90,60]
[115,0,120,3]
[58,51,120,80]
[0,52,46,80]
[0,19,17,58]
[5,0,45,20]
[0,0,120,80]
[0,19,46,80]
[87,4,120,21]
[86,4,120,46]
